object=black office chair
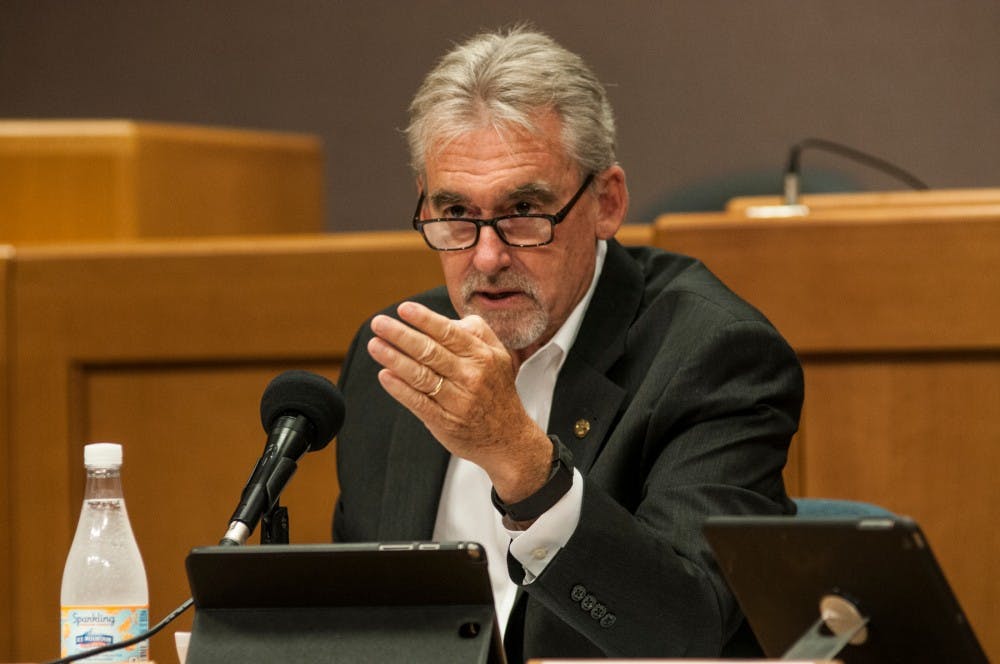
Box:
[793,497,894,518]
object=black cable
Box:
[45,597,194,664]
[786,137,930,196]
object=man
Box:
[333,26,803,661]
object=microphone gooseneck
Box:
[783,137,929,205]
[220,370,345,545]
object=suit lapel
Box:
[377,413,450,540]
[549,240,642,472]
[549,363,626,472]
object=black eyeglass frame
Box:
[411,172,596,251]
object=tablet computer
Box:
[703,517,987,663]
[185,541,504,664]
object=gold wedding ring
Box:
[427,375,445,398]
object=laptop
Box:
[703,516,988,663]
[185,541,505,664]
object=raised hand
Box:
[367,301,553,502]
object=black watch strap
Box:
[491,435,574,522]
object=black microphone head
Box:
[260,370,345,451]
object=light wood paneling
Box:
[5,233,442,663]
[82,363,342,654]
[656,194,1000,659]
[801,356,1000,643]
[726,187,1000,214]
[612,222,654,246]
[4,200,999,661]
[655,206,1000,352]
[0,246,11,658]
[0,120,324,244]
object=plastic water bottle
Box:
[60,443,150,661]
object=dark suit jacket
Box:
[333,240,803,661]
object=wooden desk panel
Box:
[3,210,997,660]
[655,208,1000,352]
[0,247,11,658]
[0,120,323,243]
[83,363,342,660]
[4,233,442,663]
[802,356,1000,635]
[655,202,1000,660]
[726,186,1000,213]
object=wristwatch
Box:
[491,435,574,522]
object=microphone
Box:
[220,370,345,546]
[745,137,930,219]
[782,137,929,206]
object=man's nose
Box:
[471,226,513,275]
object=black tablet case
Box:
[703,517,987,663]
[185,542,505,664]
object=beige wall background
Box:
[1,1,998,231]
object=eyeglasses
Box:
[412,173,595,251]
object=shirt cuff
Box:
[506,468,583,584]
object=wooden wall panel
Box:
[654,206,1000,353]
[82,363,342,660]
[0,246,11,658]
[5,233,442,663]
[800,356,1000,651]
[726,187,1000,214]
[656,199,1000,660]
[5,208,998,661]
[0,120,324,244]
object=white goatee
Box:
[459,271,548,350]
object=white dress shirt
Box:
[432,240,607,635]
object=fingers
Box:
[367,302,470,404]
[369,302,497,374]
[375,367,447,416]
[396,301,496,353]
[454,313,494,341]
[366,301,542,483]
[367,301,516,431]
[367,334,446,395]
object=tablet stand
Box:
[260,500,289,544]
[782,594,869,660]
[185,543,505,664]
[187,604,500,663]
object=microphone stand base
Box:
[261,503,289,544]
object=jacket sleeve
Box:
[519,318,803,658]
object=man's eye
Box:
[513,201,535,215]
[442,205,467,218]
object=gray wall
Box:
[2,1,997,231]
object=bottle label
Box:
[61,606,149,661]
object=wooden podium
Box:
[1,186,998,662]
[0,232,443,663]
[0,120,324,243]
[655,188,1000,660]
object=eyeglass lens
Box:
[423,216,552,249]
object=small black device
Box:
[703,516,987,663]
[185,542,505,664]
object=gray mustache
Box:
[460,272,538,302]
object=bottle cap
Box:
[84,442,123,468]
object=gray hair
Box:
[406,26,617,177]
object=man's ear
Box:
[594,165,629,240]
